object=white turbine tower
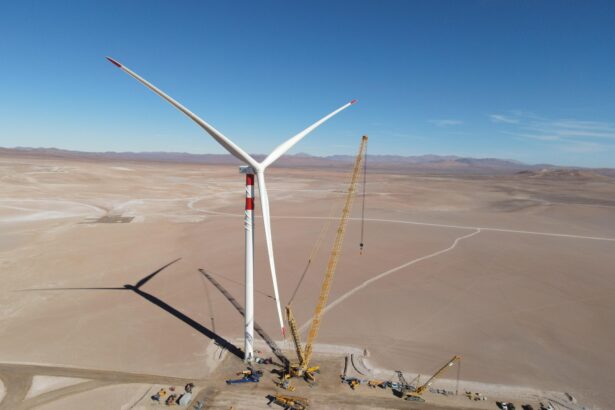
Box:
[106,57,356,362]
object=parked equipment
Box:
[341,376,363,390]
[267,393,309,410]
[392,370,413,397]
[226,369,263,384]
[367,380,387,389]
[274,377,296,392]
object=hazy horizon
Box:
[4,144,615,170]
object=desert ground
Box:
[0,152,614,409]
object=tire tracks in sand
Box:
[299,229,482,332]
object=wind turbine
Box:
[106,57,356,362]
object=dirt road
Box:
[0,363,197,410]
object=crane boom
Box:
[286,305,305,366]
[301,135,368,368]
[414,355,461,396]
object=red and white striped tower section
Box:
[240,165,255,362]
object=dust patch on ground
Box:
[91,215,134,224]
[25,376,89,399]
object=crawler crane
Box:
[405,355,461,402]
[284,136,368,383]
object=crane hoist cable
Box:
[199,273,216,333]
[455,358,461,396]
[359,138,368,254]
[287,196,338,306]
[290,137,368,303]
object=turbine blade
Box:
[261,99,357,169]
[105,57,259,169]
[256,171,285,336]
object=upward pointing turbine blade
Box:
[255,170,285,336]
[261,100,358,169]
[105,57,259,169]
[256,100,358,336]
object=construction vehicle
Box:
[267,393,309,410]
[391,370,413,397]
[340,376,363,390]
[367,379,387,389]
[341,375,386,390]
[274,377,296,392]
[284,136,368,383]
[225,368,263,384]
[404,355,461,401]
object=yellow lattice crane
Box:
[405,355,461,401]
[285,135,368,383]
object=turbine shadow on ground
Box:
[18,258,244,360]
[199,269,289,367]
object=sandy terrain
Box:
[0,153,614,409]
[25,376,89,399]
[33,384,151,410]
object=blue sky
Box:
[0,1,614,167]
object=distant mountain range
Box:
[1,146,613,176]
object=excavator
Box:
[283,136,368,384]
[404,355,461,401]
